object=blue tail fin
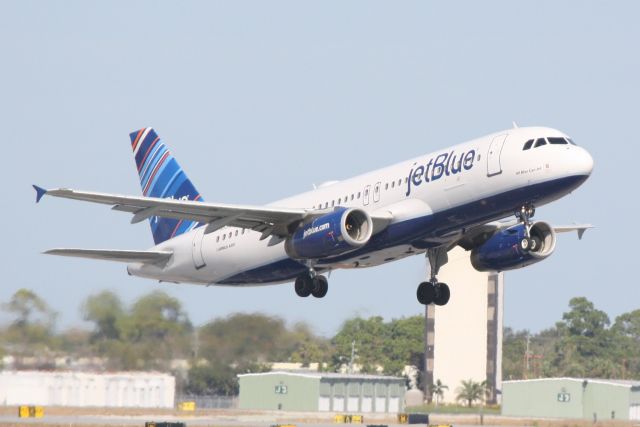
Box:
[129,128,203,244]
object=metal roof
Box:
[502,377,640,388]
[237,370,404,381]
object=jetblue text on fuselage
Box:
[406,149,476,196]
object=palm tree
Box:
[432,379,448,406]
[455,379,487,407]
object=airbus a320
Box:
[34,125,593,305]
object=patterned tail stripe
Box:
[139,141,165,183]
[143,150,171,196]
[137,136,160,173]
[129,128,204,244]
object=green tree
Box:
[552,297,617,377]
[455,379,486,407]
[288,322,332,368]
[383,316,424,375]
[612,309,640,378]
[432,379,448,406]
[331,316,388,373]
[82,290,124,342]
[3,289,57,354]
[186,363,240,396]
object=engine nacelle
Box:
[285,208,373,259]
[470,221,556,272]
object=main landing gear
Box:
[294,270,328,298]
[516,203,540,252]
[417,247,451,306]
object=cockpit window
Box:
[548,137,568,145]
[534,138,547,148]
[523,139,534,150]
[567,138,577,145]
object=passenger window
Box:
[385,183,389,190]
[391,181,395,188]
[222,234,226,241]
[331,200,335,207]
[235,230,238,236]
[216,236,220,242]
[548,137,568,145]
[534,138,547,148]
[398,179,401,186]
[357,192,361,199]
[351,194,354,200]
[523,139,534,150]
[229,232,232,238]
[338,198,341,204]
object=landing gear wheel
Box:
[434,283,450,306]
[417,281,436,305]
[311,275,328,298]
[520,237,530,251]
[294,275,312,297]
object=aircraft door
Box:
[363,185,371,205]
[373,182,381,202]
[487,134,508,177]
[191,227,206,269]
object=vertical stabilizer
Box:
[129,128,203,244]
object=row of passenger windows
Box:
[523,137,576,150]
[215,228,246,243]
[311,177,409,210]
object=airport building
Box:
[424,247,504,404]
[502,378,640,421]
[238,371,405,413]
[0,371,175,408]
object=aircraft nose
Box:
[577,147,594,176]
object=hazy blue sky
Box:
[2,1,638,336]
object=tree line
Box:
[1,289,638,397]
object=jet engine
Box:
[285,208,373,259]
[470,221,556,272]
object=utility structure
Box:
[423,247,504,404]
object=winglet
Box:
[33,185,47,203]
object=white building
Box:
[425,247,504,404]
[0,371,175,408]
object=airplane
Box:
[33,125,593,305]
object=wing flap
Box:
[44,248,173,265]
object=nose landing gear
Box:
[416,246,451,306]
[516,204,537,251]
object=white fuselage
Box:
[128,126,593,286]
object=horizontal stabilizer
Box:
[44,248,172,265]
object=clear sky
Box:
[2,1,638,336]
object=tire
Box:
[294,275,312,297]
[311,275,328,298]
[434,283,450,306]
[520,237,530,251]
[417,281,436,305]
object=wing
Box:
[33,186,392,241]
[45,248,172,265]
[35,186,310,239]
